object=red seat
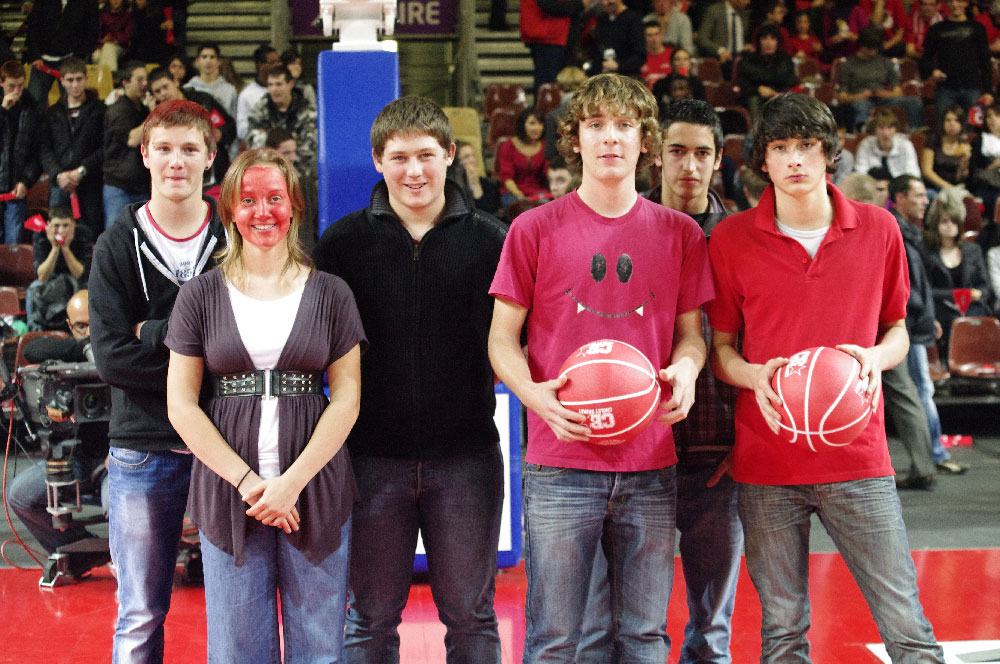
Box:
[921,77,936,99]
[483,83,526,117]
[811,81,836,106]
[963,195,983,235]
[503,198,545,223]
[947,316,1000,381]
[902,80,923,99]
[487,108,519,150]
[536,83,561,119]
[896,57,918,83]
[704,82,737,108]
[909,130,926,156]
[26,176,49,216]
[0,244,36,299]
[795,57,822,82]
[723,135,746,170]
[0,286,19,316]
[839,132,862,156]
[693,57,723,83]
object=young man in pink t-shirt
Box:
[708,92,944,663]
[489,73,713,661]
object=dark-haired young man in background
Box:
[648,99,741,664]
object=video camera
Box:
[1,352,112,586]
[18,360,110,530]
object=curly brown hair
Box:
[556,73,661,175]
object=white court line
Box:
[867,641,1000,663]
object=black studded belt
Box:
[210,370,323,398]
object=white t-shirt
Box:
[136,203,210,283]
[226,281,305,479]
[776,219,830,259]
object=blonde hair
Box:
[839,173,879,205]
[215,149,309,284]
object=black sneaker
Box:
[895,475,935,490]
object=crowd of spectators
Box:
[513,15,1000,222]
[507,0,1000,366]
[0,11,320,334]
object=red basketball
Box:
[557,339,662,445]
[770,346,873,450]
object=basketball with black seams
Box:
[556,339,662,445]
[770,346,873,451]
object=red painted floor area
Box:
[0,549,997,663]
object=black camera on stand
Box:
[12,360,113,587]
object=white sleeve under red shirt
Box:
[490,191,714,472]
[707,183,910,485]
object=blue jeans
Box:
[103,185,147,230]
[201,518,352,664]
[933,87,982,129]
[528,43,568,96]
[676,465,742,664]
[738,479,944,663]
[523,464,676,663]
[108,446,192,664]
[577,464,740,664]
[2,198,27,244]
[6,450,108,554]
[905,343,949,464]
[345,445,504,664]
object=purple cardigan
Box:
[166,268,366,566]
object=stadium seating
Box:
[484,83,526,117]
[536,83,562,119]
[947,317,1000,391]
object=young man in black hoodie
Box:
[40,57,105,239]
[89,99,224,663]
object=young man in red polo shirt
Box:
[707,92,945,663]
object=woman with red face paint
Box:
[164,148,367,662]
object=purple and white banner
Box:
[292,0,458,37]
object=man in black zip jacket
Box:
[313,96,508,664]
[39,58,105,239]
[89,100,223,663]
